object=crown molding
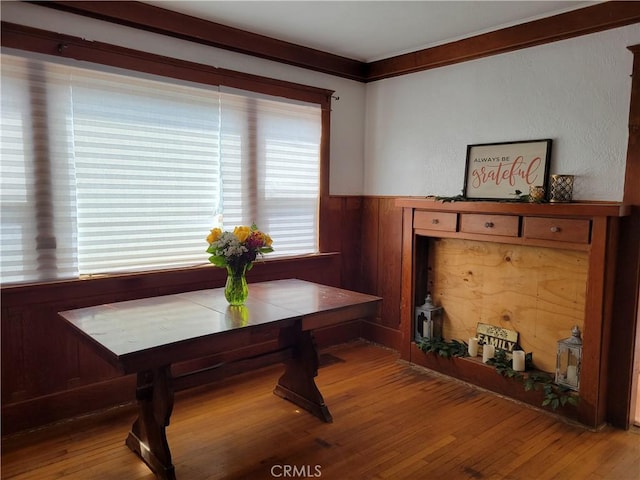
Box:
[0,21,334,108]
[366,1,640,81]
[25,1,640,82]
[28,0,369,81]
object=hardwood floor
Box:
[2,341,639,480]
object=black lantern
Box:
[555,325,582,391]
[414,294,443,341]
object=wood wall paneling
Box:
[1,196,401,436]
[360,197,380,297]
[608,44,640,428]
[1,193,636,433]
[359,198,404,351]
[342,197,366,293]
[1,253,352,435]
[399,207,415,360]
[376,199,403,331]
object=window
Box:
[0,53,322,284]
[220,92,320,255]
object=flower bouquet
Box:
[206,224,273,305]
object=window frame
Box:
[1,21,334,283]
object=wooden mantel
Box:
[397,197,629,428]
[396,197,629,217]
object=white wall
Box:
[3,3,639,200]
[365,24,640,201]
[0,1,367,195]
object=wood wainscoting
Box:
[2,195,636,435]
[2,254,355,435]
[0,195,403,437]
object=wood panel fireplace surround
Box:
[396,198,629,428]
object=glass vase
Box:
[225,264,249,306]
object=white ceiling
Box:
[143,1,596,62]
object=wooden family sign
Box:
[476,323,519,352]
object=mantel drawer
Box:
[414,211,457,232]
[459,214,519,237]
[523,217,591,244]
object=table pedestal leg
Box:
[125,365,176,480]
[274,323,333,423]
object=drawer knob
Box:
[432,219,439,225]
[484,222,494,228]
[550,226,561,233]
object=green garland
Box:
[435,189,547,204]
[416,337,578,410]
[417,336,469,358]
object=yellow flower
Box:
[263,232,273,247]
[233,225,251,243]
[206,227,222,244]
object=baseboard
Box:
[1,375,137,436]
[360,320,402,351]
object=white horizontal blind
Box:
[71,69,221,274]
[220,92,320,254]
[1,56,78,283]
[219,93,250,227]
[1,52,321,284]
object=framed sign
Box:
[463,139,552,200]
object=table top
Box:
[58,279,381,373]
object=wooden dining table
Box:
[58,279,381,480]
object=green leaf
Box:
[418,336,580,411]
[208,256,227,267]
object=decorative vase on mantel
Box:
[224,264,249,306]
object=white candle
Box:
[482,344,495,363]
[512,350,525,371]
[468,337,479,357]
[423,319,432,339]
[566,365,578,385]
